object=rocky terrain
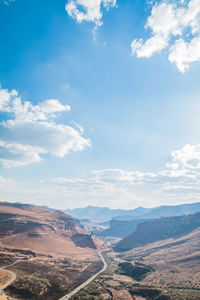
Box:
[0,203,103,300]
[115,212,200,251]
[0,202,99,258]
[72,227,200,299]
[117,227,200,299]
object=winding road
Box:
[0,262,18,299]
[59,252,107,300]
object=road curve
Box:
[0,269,16,290]
[59,252,107,300]
[0,262,17,299]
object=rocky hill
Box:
[117,227,200,299]
[0,202,98,259]
[115,212,200,251]
[0,203,104,300]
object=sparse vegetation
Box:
[3,255,103,300]
[117,262,153,281]
[8,275,51,298]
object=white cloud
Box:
[131,0,200,72]
[0,87,90,167]
[131,34,168,58]
[7,95,71,122]
[41,143,200,208]
[1,143,200,209]
[0,141,42,168]
[0,88,17,111]
[92,169,145,184]
[169,36,200,72]
[41,172,141,209]
[2,119,90,157]
[65,0,116,27]
[166,144,200,182]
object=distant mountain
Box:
[115,212,200,251]
[112,202,200,221]
[99,201,200,238]
[139,202,200,219]
[64,206,151,222]
[65,202,200,223]
[0,202,98,258]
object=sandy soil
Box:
[0,270,12,289]
[113,274,134,283]
[106,280,120,287]
[0,234,98,260]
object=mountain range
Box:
[65,202,200,222]
[65,206,150,222]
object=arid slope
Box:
[115,212,200,251]
[0,202,98,259]
[0,203,103,300]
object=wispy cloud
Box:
[41,144,200,208]
[1,143,200,209]
[65,0,117,27]
[131,0,200,72]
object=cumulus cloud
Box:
[0,88,17,110]
[0,87,90,167]
[0,141,42,168]
[167,144,200,170]
[131,0,200,72]
[65,0,117,27]
[169,36,200,72]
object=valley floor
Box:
[70,230,200,300]
[1,229,200,300]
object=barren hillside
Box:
[0,203,99,259]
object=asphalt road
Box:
[59,252,108,300]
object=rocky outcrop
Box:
[0,203,99,257]
[115,212,200,251]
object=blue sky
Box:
[1,0,200,209]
